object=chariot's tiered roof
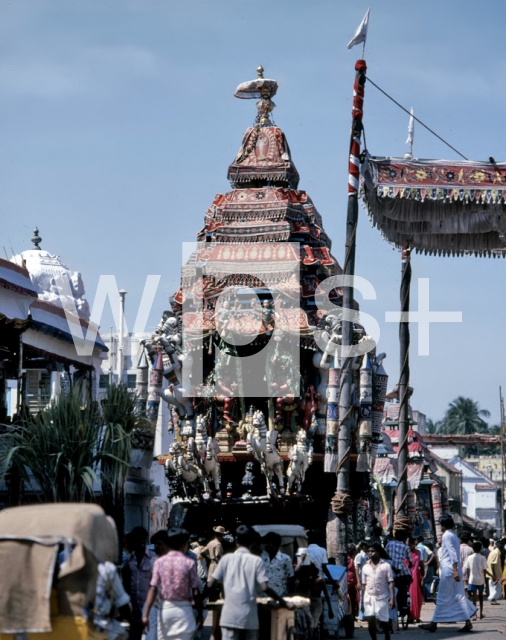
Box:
[172,68,343,341]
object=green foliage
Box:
[0,383,146,507]
[428,396,495,457]
[426,419,442,434]
[99,383,147,489]
[479,424,501,456]
[439,396,490,436]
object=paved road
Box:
[353,601,506,640]
[200,599,506,639]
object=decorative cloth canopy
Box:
[372,456,425,489]
[362,156,506,256]
[227,127,299,189]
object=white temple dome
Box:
[11,228,91,321]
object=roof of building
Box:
[449,455,500,488]
[462,514,487,532]
[429,450,462,475]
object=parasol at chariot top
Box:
[234,66,278,99]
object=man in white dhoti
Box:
[361,543,395,640]
[419,515,477,633]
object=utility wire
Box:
[365,75,469,161]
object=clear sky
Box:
[2,0,506,425]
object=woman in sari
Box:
[407,537,424,623]
[346,544,361,618]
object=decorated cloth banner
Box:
[324,367,340,473]
[431,482,443,543]
[357,354,373,472]
[146,351,164,432]
[441,485,450,514]
[407,490,417,530]
[361,156,506,256]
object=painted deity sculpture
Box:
[301,385,320,431]
[241,461,255,487]
[142,313,195,423]
[312,350,329,436]
[287,429,314,493]
[166,440,203,498]
[195,415,222,497]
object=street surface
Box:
[200,600,506,639]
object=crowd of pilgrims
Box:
[90,515,506,640]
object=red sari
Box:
[409,548,423,622]
[347,555,359,617]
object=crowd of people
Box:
[346,515,506,639]
[101,523,338,640]
[93,514,506,640]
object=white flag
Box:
[406,107,415,146]
[347,9,370,50]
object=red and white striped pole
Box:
[333,58,367,566]
[348,60,367,195]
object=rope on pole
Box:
[396,243,412,528]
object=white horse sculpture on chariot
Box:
[246,410,285,495]
[287,429,314,493]
[195,415,222,498]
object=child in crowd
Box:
[464,541,494,620]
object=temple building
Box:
[1,228,107,419]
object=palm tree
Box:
[426,419,442,434]
[440,396,490,435]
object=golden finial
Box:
[257,66,264,79]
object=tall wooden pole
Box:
[396,245,411,523]
[334,59,367,566]
[500,387,505,535]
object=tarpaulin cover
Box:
[0,503,117,633]
[0,539,56,633]
[362,156,506,256]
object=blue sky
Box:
[2,0,506,424]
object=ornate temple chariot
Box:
[137,67,389,536]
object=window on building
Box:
[99,374,109,389]
[127,374,137,389]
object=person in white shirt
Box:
[464,541,494,620]
[419,515,477,633]
[307,531,338,590]
[459,533,473,593]
[354,541,368,621]
[260,532,294,596]
[206,525,289,640]
[361,543,395,640]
